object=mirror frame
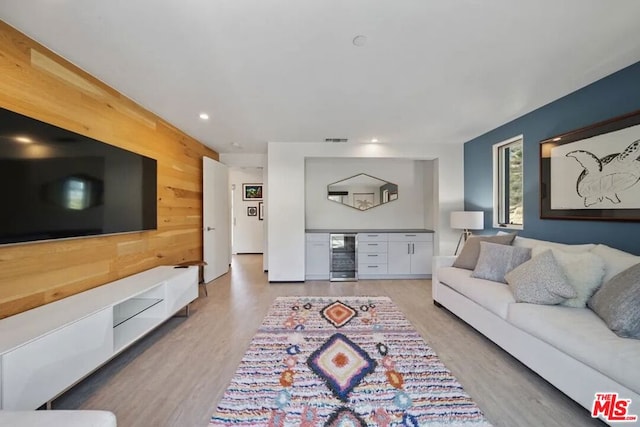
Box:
[327,173,398,211]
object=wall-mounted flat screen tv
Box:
[0,107,157,245]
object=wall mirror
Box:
[327,173,398,211]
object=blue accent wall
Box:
[464,61,640,255]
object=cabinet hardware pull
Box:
[407,243,410,254]
[368,265,378,268]
[368,254,377,257]
[368,243,378,246]
[368,234,378,237]
[405,234,416,236]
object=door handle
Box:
[206,227,215,231]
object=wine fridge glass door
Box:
[330,233,357,281]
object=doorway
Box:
[229,167,265,255]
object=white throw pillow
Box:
[590,244,640,283]
[531,246,605,308]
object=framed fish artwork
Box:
[540,109,640,221]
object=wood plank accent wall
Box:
[0,21,219,318]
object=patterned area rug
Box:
[210,296,491,426]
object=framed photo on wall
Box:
[243,183,263,201]
[540,109,640,221]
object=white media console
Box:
[0,265,198,410]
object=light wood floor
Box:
[55,255,604,427]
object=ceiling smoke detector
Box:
[325,138,348,143]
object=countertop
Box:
[305,229,434,233]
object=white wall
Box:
[305,158,428,229]
[267,142,464,281]
[422,159,437,230]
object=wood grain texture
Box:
[0,21,218,318]
[54,255,604,427]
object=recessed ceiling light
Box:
[199,113,209,120]
[230,141,242,149]
[552,137,562,141]
[371,138,379,143]
[14,136,33,144]
[352,35,367,47]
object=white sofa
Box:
[0,410,116,426]
[432,236,640,426]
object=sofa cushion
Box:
[505,250,575,305]
[452,233,517,270]
[532,246,605,308]
[513,236,595,252]
[507,303,640,395]
[437,266,515,319]
[588,263,640,339]
[471,242,531,283]
[590,244,640,283]
[0,410,117,427]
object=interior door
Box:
[203,157,230,282]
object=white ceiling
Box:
[1,1,640,154]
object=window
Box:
[493,135,523,229]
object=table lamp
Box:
[450,211,484,255]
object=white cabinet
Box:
[2,309,113,410]
[388,233,433,276]
[357,233,388,278]
[305,233,330,280]
[304,231,433,280]
[0,266,197,410]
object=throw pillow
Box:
[512,236,595,253]
[588,263,640,339]
[505,250,576,305]
[452,233,517,270]
[471,241,531,283]
[531,246,606,308]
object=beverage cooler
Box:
[330,233,357,281]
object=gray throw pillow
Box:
[452,233,517,270]
[505,250,577,305]
[588,263,640,339]
[471,242,531,283]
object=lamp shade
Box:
[450,211,484,230]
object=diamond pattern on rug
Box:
[324,407,367,427]
[321,300,357,328]
[307,332,377,402]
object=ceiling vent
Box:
[325,138,348,143]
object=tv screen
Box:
[0,106,157,245]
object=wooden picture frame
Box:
[242,183,263,201]
[540,109,640,221]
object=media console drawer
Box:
[0,265,198,410]
[2,308,112,410]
